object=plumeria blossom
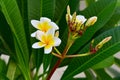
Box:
[32,29,61,54]
[70,14,87,24]
[76,15,87,24]
[31,17,59,37]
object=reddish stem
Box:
[46,59,63,80]
[46,25,72,80]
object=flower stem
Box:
[46,59,63,80]
[52,52,62,58]
[65,52,91,58]
[54,47,61,55]
[47,30,74,80]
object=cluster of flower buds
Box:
[90,36,112,54]
[66,5,97,38]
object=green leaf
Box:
[16,0,31,54]
[114,57,120,67]
[54,0,69,22]
[61,25,120,80]
[14,38,31,80]
[85,0,96,6]
[0,74,9,80]
[94,69,113,80]
[68,0,117,54]
[0,0,29,65]
[97,6,120,34]
[43,54,53,72]
[92,56,114,69]
[7,59,17,80]
[0,59,7,74]
[0,11,14,55]
[0,0,31,79]
[84,69,96,80]
[28,0,55,20]
[34,49,44,70]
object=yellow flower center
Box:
[40,34,55,49]
[37,22,51,32]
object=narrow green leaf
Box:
[97,6,120,34]
[85,0,96,6]
[94,69,113,80]
[114,57,120,67]
[54,0,69,22]
[0,59,7,74]
[16,0,31,54]
[0,74,9,80]
[0,0,29,65]
[92,56,114,69]
[84,69,96,80]
[7,59,17,80]
[14,38,31,80]
[0,11,14,54]
[43,54,53,72]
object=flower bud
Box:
[71,12,76,23]
[76,22,82,31]
[67,5,70,15]
[85,16,97,27]
[55,31,59,37]
[95,36,112,50]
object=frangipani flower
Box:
[32,29,61,54]
[31,17,59,37]
[72,15,87,24]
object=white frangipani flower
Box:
[32,29,61,54]
[31,17,59,37]
[67,14,86,24]
[76,15,87,24]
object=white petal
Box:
[32,42,45,49]
[31,31,37,37]
[76,15,87,23]
[54,37,61,46]
[31,20,40,29]
[40,17,51,22]
[46,28,55,37]
[44,46,52,54]
[49,22,59,30]
[36,30,45,40]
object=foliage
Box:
[0,0,120,80]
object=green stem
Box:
[54,47,61,55]
[65,52,91,58]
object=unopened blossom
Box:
[31,17,59,37]
[32,29,61,54]
[85,16,97,27]
[95,36,112,50]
